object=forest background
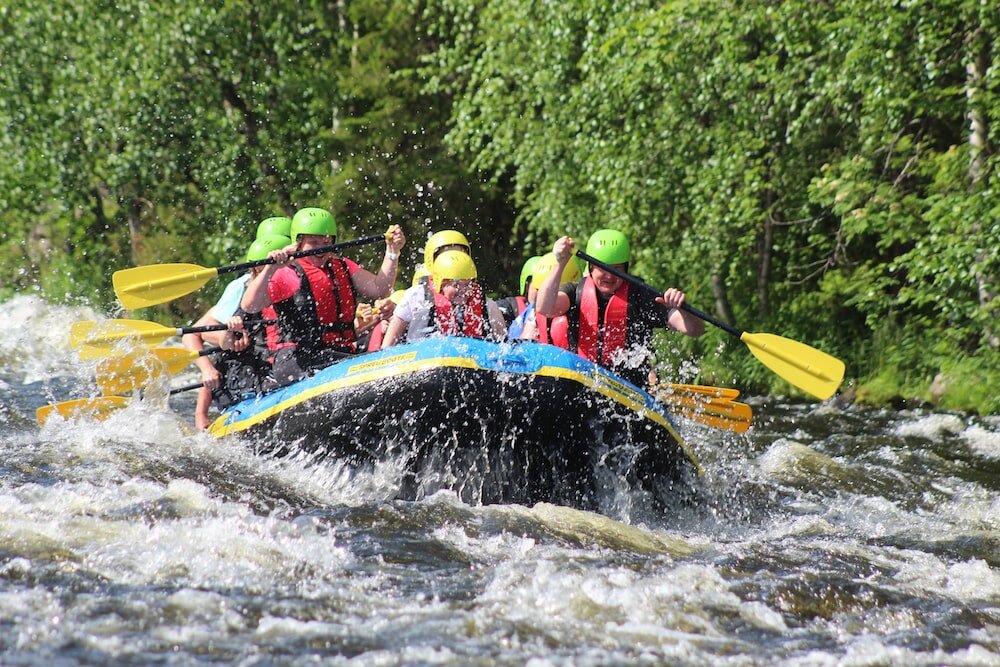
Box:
[1,0,997,412]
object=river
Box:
[2,295,998,666]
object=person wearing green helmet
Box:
[496,255,543,327]
[182,233,292,429]
[256,216,293,240]
[534,229,704,387]
[241,206,406,387]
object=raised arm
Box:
[534,236,574,317]
[352,225,406,300]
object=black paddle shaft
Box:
[574,249,744,338]
[216,234,386,276]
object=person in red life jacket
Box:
[515,252,581,347]
[496,255,542,327]
[381,251,507,347]
[241,207,406,387]
[534,229,704,386]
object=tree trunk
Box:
[710,271,735,326]
[757,214,772,319]
[127,197,144,267]
[966,28,997,347]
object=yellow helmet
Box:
[412,264,431,287]
[423,230,471,267]
[389,289,407,305]
[430,250,477,294]
[531,252,582,290]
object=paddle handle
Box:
[215,234,387,276]
[575,250,744,338]
[169,381,205,395]
[179,318,276,337]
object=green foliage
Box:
[1,0,997,410]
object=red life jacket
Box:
[433,283,487,337]
[265,258,357,354]
[514,295,527,315]
[366,321,387,352]
[535,312,569,349]
[576,276,629,366]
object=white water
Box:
[1,296,998,665]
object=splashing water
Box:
[2,297,998,665]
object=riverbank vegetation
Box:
[1,1,997,413]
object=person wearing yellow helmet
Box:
[182,233,292,429]
[381,250,506,347]
[411,229,473,289]
[534,229,704,386]
[241,207,406,387]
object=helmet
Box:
[423,230,471,267]
[519,255,543,296]
[430,250,477,294]
[412,264,431,287]
[389,289,407,305]
[291,208,336,242]
[530,252,582,290]
[246,234,292,262]
[255,216,292,239]
[585,229,630,266]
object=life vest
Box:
[514,295,527,315]
[265,258,357,354]
[432,283,488,337]
[576,276,629,366]
[212,310,271,407]
[535,312,569,349]
[366,321,387,352]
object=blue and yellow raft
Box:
[208,337,701,508]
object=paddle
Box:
[71,319,233,359]
[654,389,752,433]
[35,382,204,427]
[575,250,845,400]
[666,383,740,401]
[113,233,387,309]
[96,347,216,395]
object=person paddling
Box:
[534,229,704,386]
[241,207,405,388]
[381,251,506,347]
[182,232,290,429]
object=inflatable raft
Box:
[208,337,701,509]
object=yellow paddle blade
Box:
[740,332,845,400]
[657,390,753,433]
[35,396,130,427]
[113,263,220,310]
[667,383,740,400]
[673,400,752,433]
[71,319,180,359]
[95,348,199,395]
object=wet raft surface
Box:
[214,338,699,510]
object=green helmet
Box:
[246,234,291,262]
[291,208,336,242]
[519,255,543,295]
[256,216,292,239]
[585,229,630,266]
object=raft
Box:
[208,337,701,509]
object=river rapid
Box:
[2,295,998,666]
